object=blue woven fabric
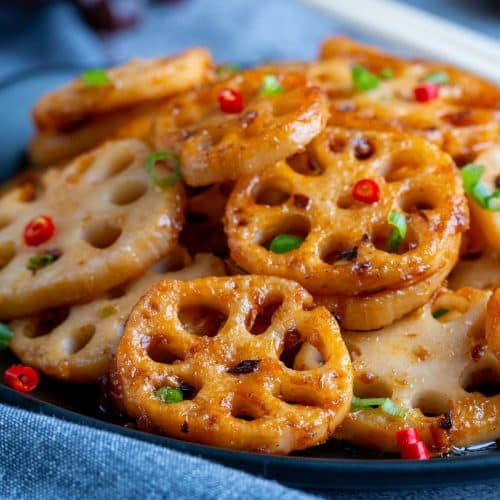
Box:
[0,1,499,499]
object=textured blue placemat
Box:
[0,1,499,499]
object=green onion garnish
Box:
[216,64,242,78]
[352,65,380,92]
[99,305,117,319]
[432,308,449,319]
[423,71,449,85]
[81,69,112,87]
[269,234,304,254]
[156,386,184,404]
[460,163,500,211]
[146,152,181,187]
[27,251,59,274]
[261,75,284,96]
[387,210,407,253]
[351,396,408,418]
[0,322,13,350]
[379,68,394,80]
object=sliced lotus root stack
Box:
[112,275,352,454]
[313,37,500,165]
[0,139,184,319]
[464,145,500,253]
[33,48,212,132]
[153,68,329,186]
[225,127,467,328]
[9,249,225,383]
[179,183,232,256]
[328,287,499,453]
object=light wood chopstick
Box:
[302,0,500,82]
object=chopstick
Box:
[302,0,500,82]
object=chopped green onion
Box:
[269,234,304,254]
[156,386,184,404]
[460,163,500,211]
[146,152,181,187]
[352,396,407,418]
[423,71,449,85]
[261,75,284,96]
[216,64,242,78]
[99,305,116,319]
[433,308,449,319]
[387,210,407,253]
[27,251,59,273]
[352,65,380,92]
[81,69,112,87]
[0,322,13,350]
[379,68,394,80]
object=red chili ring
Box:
[414,83,440,103]
[396,427,421,447]
[400,440,430,460]
[3,365,39,393]
[217,88,244,114]
[24,215,56,246]
[352,178,381,204]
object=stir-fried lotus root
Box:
[465,145,500,253]
[226,127,467,299]
[33,48,212,132]
[0,139,184,319]
[486,289,500,361]
[9,250,225,383]
[153,69,329,186]
[332,287,500,453]
[449,248,500,291]
[313,37,500,164]
[112,276,353,454]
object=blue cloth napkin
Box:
[0,1,500,499]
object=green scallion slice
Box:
[146,152,181,187]
[387,210,407,253]
[379,68,394,80]
[261,75,284,96]
[0,322,13,350]
[156,386,184,404]
[352,396,407,418]
[460,163,500,211]
[27,252,57,273]
[432,308,449,319]
[269,234,304,254]
[423,71,449,85]
[81,69,112,87]
[352,65,380,92]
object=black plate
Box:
[0,68,499,491]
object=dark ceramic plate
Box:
[0,68,499,491]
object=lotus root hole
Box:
[82,218,122,249]
[382,149,422,182]
[107,282,130,300]
[110,179,148,206]
[151,250,187,274]
[246,296,283,335]
[336,191,353,210]
[65,324,96,354]
[147,337,185,364]
[102,150,135,180]
[372,222,418,255]
[24,307,71,338]
[432,293,470,322]
[17,182,39,203]
[279,329,325,371]
[253,179,291,206]
[412,390,451,416]
[461,364,500,398]
[400,191,437,213]
[353,377,393,399]
[231,396,262,421]
[321,238,358,265]
[329,134,347,154]
[286,151,324,176]
[178,304,227,337]
[0,241,16,271]
[258,215,310,249]
[351,136,375,160]
[278,384,321,407]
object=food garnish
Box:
[156,386,184,404]
[269,234,304,254]
[23,215,55,247]
[352,65,379,92]
[386,210,407,253]
[461,163,500,210]
[396,428,430,460]
[352,178,381,204]
[217,88,244,113]
[260,75,283,96]
[0,323,13,350]
[414,82,440,102]
[146,152,181,187]
[3,365,39,393]
[81,69,112,87]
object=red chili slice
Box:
[414,83,440,102]
[3,365,39,392]
[24,215,56,246]
[396,427,421,447]
[400,440,430,460]
[352,178,381,204]
[217,88,244,113]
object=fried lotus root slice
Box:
[486,288,500,361]
[0,139,184,319]
[226,127,467,296]
[449,248,500,291]
[33,48,212,132]
[332,287,500,453]
[9,250,225,383]
[465,145,500,253]
[314,37,500,165]
[112,276,352,454]
[153,69,329,186]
